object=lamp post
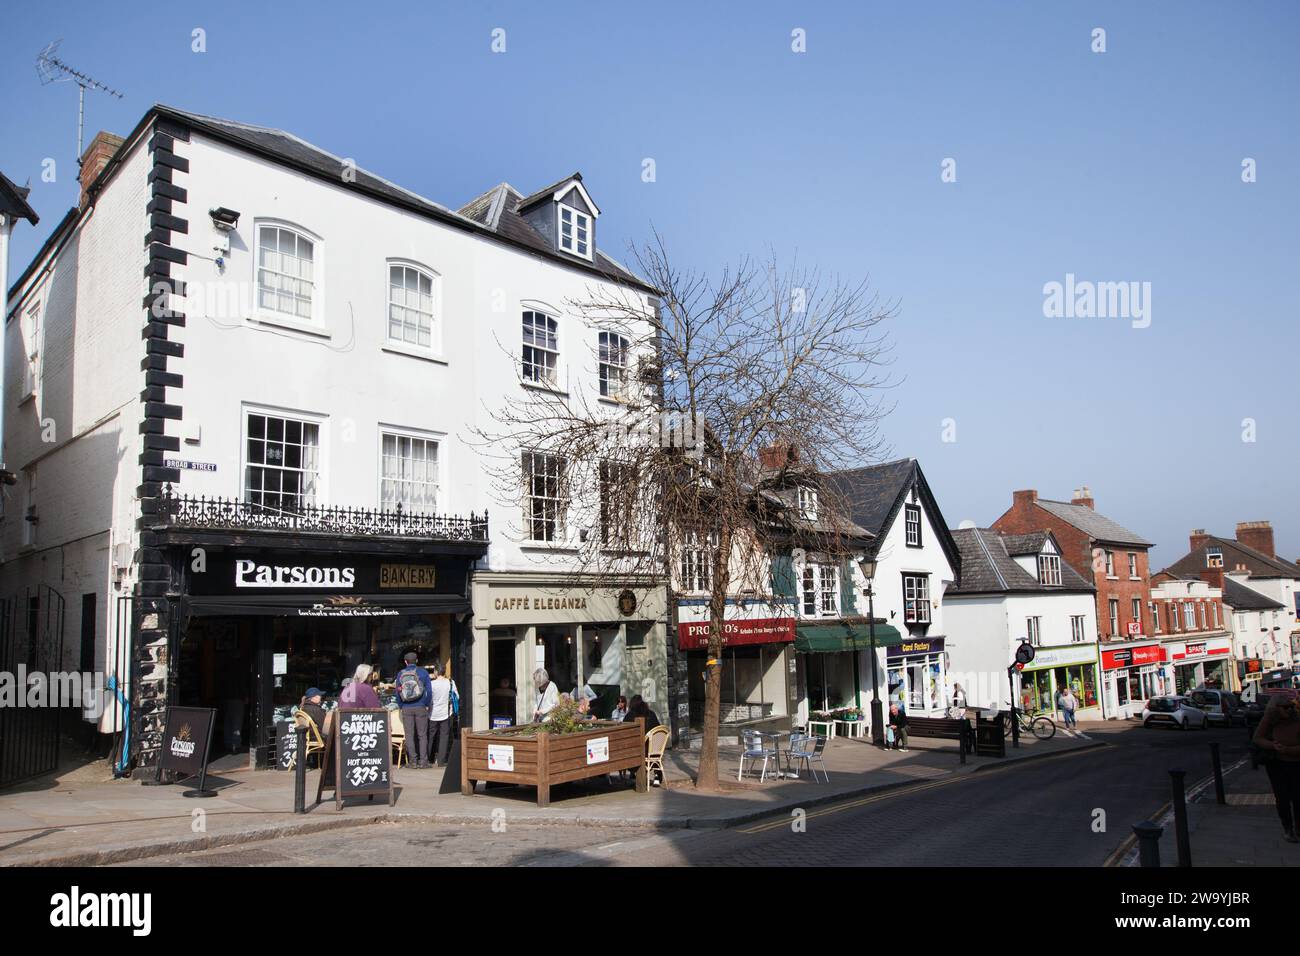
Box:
[858,556,884,746]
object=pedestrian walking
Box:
[427,663,453,767]
[1059,685,1078,729]
[1253,694,1300,843]
[888,702,909,751]
[396,653,433,769]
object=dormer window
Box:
[1038,553,1061,586]
[1206,547,1223,568]
[798,487,819,521]
[558,205,592,260]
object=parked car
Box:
[1142,696,1209,730]
[1189,688,1239,727]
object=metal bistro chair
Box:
[738,729,780,782]
[786,734,829,783]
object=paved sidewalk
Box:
[1175,759,1300,867]
[0,725,1102,866]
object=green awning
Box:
[795,620,904,653]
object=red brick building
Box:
[991,487,1158,717]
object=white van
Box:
[1189,687,1238,727]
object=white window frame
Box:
[1070,615,1086,643]
[1038,553,1061,586]
[1105,551,1115,577]
[1026,616,1042,646]
[378,425,442,515]
[598,331,630,400]
[522,450,567,543]
[1152,602,1161,633]
[557,203,593,260]
[1131,597,1142,631]
[1183,602,1196,631]
[801,562,839,618]
[904,504,922,547]
[20,299,41,402]
[799,487,819,521]
[600,460,639,549]
[522,310,560,387]
[681,528,716,593]
[1206,547,1223,568]
[242,404,327,515]
[254,221,323,329]
[1128,553,1139,579]
[1108,599,1119,636]
[384,260,441,357]
[903,574,931,625]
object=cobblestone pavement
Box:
[126,723,1252,866]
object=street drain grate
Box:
[1226,793,1275,806]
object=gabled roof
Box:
[515,172,600,217]
[1221,577,1284,611]
[824,458,962,576]
[1032,498,1152,547]
[1001,531,1050,557]
[0,171,38,225]
[1166,535,1300,581]
[949,528,1094,595]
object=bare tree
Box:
[472,236,895,790]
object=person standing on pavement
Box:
[427,663,453,767]
[532,668,559,723]
[888,702,909,751]
[1059,686,1078,729]
[1253,694,1300,843]
[396,653,433,769]
[340,664,381,708]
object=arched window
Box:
[387,262,437,350]
[256,223,316,320]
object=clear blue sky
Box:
[3,1,1297,568]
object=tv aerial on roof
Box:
[36,40,124,164]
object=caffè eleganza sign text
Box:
[494,594,589,611]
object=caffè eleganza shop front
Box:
[148,496,489,769]
[469,572,668,731]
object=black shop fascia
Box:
[166,541,483,769]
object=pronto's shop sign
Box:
[677,618,796,650]
[1101,644,1166,670]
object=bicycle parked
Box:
[1002,702,1057,740]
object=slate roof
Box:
[1221,577,1284,611]
[823,459,962,574]
[1000,531,1049,557]
[149,106,654,294]
[759,484,875,543]
[949,528,1094,595]
[0,171,38,225]
[1032,498,1152,547]
[1166,535,1300,581]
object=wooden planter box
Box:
[461,718,647,807]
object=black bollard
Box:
[294,726,307,814]
[1209,742,1226,805]
[1169,769,1191,867]
[1132,821,1163,867]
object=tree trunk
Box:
[695,525,732,791]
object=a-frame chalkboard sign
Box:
[315,707,395,810]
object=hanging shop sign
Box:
[617,589,638,617]
[887,636,946,660]
[677,617,796,650]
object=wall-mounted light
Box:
[209,207,240,231]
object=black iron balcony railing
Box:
[157,484,489,541]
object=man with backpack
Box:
[396,651,433,769]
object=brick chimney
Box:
[1199,567,1224,590]
[1235,521,1275,559]
[757,444,798,470]
[1070,485,1095,510]
[78,131,125,208]
[1012,489,1038,508]
[1189,529,1210,554]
